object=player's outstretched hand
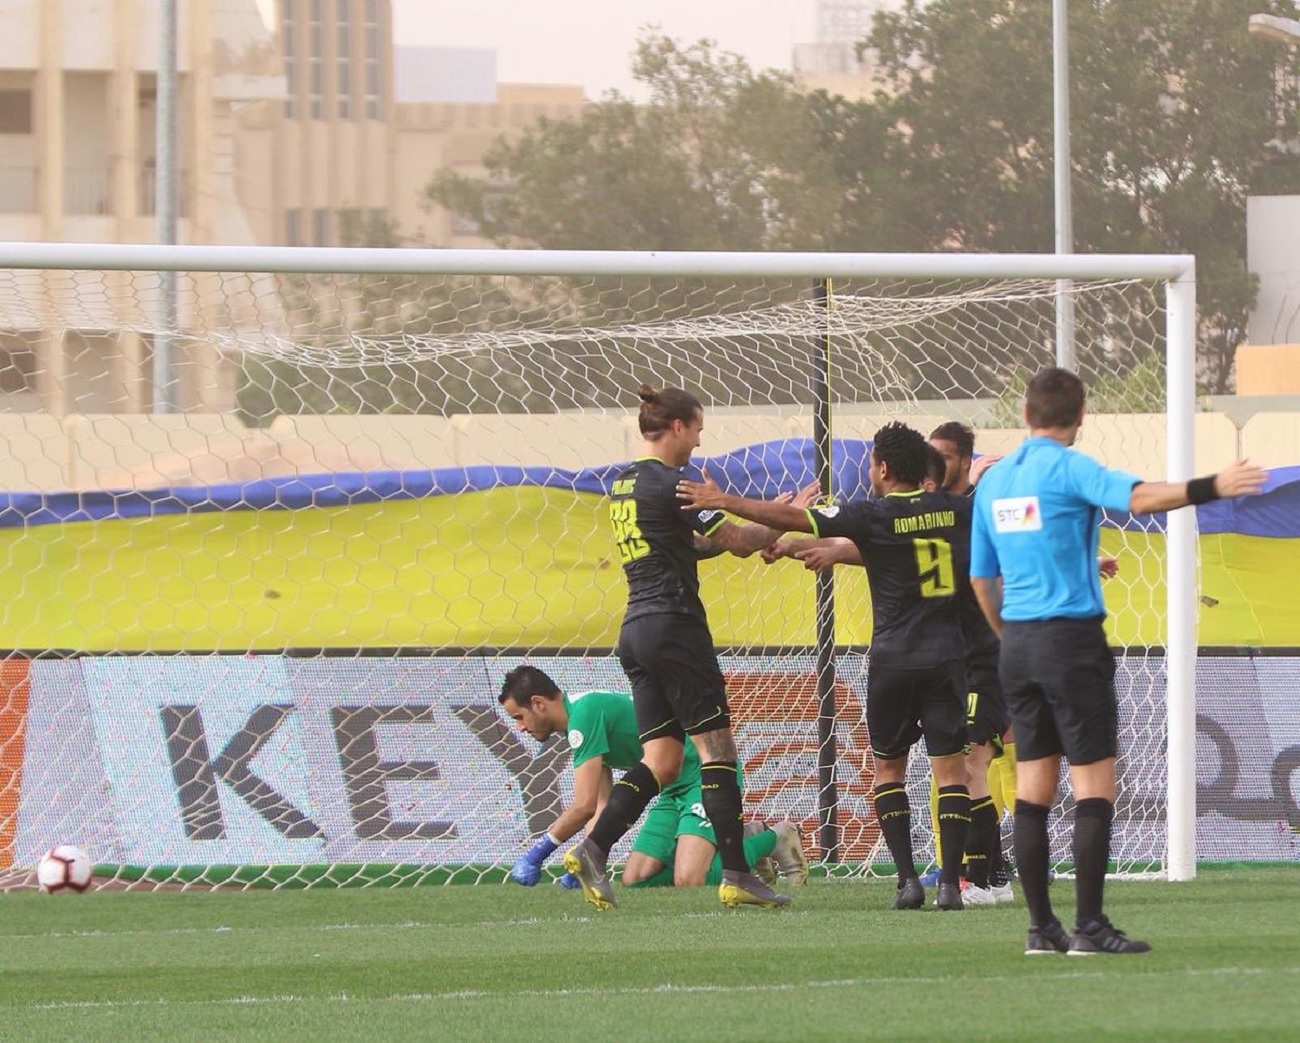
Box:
[1098,555,1119,578]
[793,545,838,574]
[791,479,822,509]
[509,855,542,886]
[970,454,1003,485]
[677,469,727,510]
[557,871,582,890]
[1215,460,1267,498]
[761,539,800,564]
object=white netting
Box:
[0,256,1180,889]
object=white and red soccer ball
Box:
[36,845,94,894]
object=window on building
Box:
[309,0,324,119]
[282,0,297,118]
[364,0,381,120]
[337,0,352,119]
[312,207,330,247]
[285,208,302,246]
[0,89,33,134]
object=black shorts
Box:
[617,613,729,741]
[999,617,1117,765]
[964,652,1008,747]
[866,659,967,761]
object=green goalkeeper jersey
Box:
[563,690,701,797]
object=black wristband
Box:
[1187,475,1219,505]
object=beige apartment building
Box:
[0,0,586,418]
[233,1,585,250]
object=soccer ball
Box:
[36,845,94,894]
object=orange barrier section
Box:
[0,659,31,868]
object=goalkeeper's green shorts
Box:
[631,786,716,864]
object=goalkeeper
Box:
[499,665,807,890]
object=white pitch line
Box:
[14,965,1299,1013]
[1,915,594,942]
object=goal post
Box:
[0,242,1198,887]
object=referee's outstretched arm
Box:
[1128,458,1267,515]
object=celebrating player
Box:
[564,384,817,911]
[681,421,972,912]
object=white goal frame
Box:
[0,242,1199,882]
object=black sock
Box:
[1014,800,1054,927]
[587,761,660,856]
[700,761,749,874]
[1073,797,1114,928]
[873,783,916,882]
[937,785,971,886]
[965,796,998,888]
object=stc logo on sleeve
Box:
[992,496,1042,533]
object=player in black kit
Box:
[564,384,816,913]
[679,421,972,912]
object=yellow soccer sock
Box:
[987,753,1006,822]
[928,773,942,869]
[998,742,1018,810]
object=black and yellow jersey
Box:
[609,457,726,625]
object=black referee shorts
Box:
[617,613,729,741]
[999,617,1117,765]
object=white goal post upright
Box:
[0,242,1198,884]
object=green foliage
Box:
[428,36,844,252]
[426,5,1300,396]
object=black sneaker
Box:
[1025,919,1070,955]
[1068,917,1151,955]
[893,877,925,910]
[935,881,964,910]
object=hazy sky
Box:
[390,1,818,98]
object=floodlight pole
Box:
[154,0,179,413]
[1053,0,1076,369]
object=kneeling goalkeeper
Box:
[499,665,806,892]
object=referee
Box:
[969,368,1265,955]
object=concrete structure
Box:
[0,407,1293,494]
[0,0,586,418]
[0,0,283,414]
[232,3,584,249]
[1242,194,1300,395]
[793,0,901,101]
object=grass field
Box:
[2,868,1298,1041]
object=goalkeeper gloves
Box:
[508,833,559,886]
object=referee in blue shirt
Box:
[970,368,1265,955]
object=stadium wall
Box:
[0,409,1298,492]
[2,652,1296,873]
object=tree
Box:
[427,34,845,252]
[865,0,1300,392]
[421,5,1298,400]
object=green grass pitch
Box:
[2,868,1297,1041]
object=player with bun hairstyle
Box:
[563,385,817,911]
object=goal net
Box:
[0,245,1196,890]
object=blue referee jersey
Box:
[970,437,1140,621]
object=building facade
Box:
[0,0,283,414]
[0,0,587,417]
